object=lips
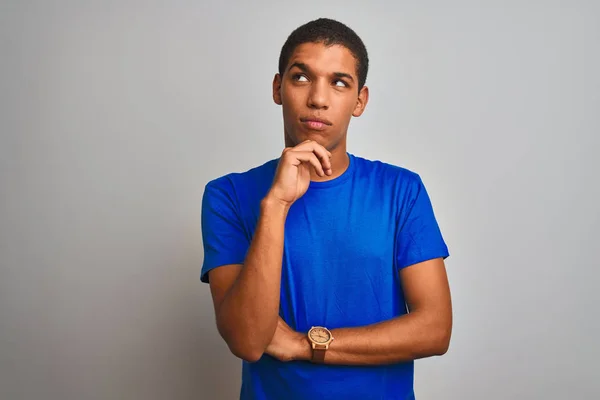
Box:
[300,116,332,130]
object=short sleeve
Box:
[395,175,449,270]
[200,179,250,283]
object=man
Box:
[200,17,452,400]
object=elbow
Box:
[431,327,452,356]
[218,326,265,363]
[432,340,450,356]
[229,343,264,363]
[215,314,274,363]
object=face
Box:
[309,327,332,344]
[273,42,369,151]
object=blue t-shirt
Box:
[200,153,449,400]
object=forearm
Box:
[298,312,451,365]
[217,195,289,360]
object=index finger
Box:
[294,141,332,171]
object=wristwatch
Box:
[307,326,334,363]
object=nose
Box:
[307,80,329,110]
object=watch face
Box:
[309,327,331,344]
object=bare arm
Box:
[323,258,452,364]
[206,141,332,362]
[273,258,452,365]
[208,197,289,362]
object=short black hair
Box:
[278,18,369,91]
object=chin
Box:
[286,132,318,146]
[301,130,328,142]
[286,128,339,151]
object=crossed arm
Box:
[207,197,452,365]
[210,258,451,366]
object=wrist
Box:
[261,193,292,217]
[293,333,312,361]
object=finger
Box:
[293,141,332,174]
[296,151,325,177]
[285,150,325,177]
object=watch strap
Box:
[311,344,326,363]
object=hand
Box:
[267,140,332,207]
[265,318,311,362]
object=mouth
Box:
[300,116,332,131]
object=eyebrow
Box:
[288,62,355,82]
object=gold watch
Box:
[307,326,334,363]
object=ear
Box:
[273,73,282,105]
[352,85,369,117]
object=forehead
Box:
[286,42,357,77]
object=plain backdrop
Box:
[1,1,599,399]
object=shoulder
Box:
[351,153,423,187]
[204,158,279,193]
[203,158,279,209]
[350,154,429,211]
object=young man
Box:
[200,18,452,400]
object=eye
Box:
[334,79,348,87]
[293,74,308,82]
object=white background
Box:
[1,1,599,398]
